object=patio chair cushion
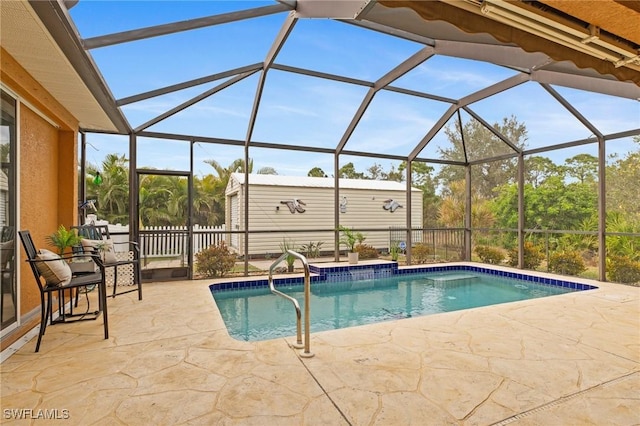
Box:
[81,238,117,263]
[0,239,13,266]
[35,249,72,287]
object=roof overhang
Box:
[0,0,129,133]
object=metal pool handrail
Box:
[268,250,314,358]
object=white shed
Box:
[225,173,423,256]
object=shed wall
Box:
[226,180,422,256]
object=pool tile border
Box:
[397,264,598,291]
[209,262,598,293]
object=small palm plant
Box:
[338,226,365,264]
[46,225,83,255]
[279,239,297,272]
[390,241,400,261]
[338,226,364,253]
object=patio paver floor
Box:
[1,266,638,425]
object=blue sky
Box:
[70,1,639,179]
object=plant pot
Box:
[348,252,359,264]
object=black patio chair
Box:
[72,224,142,300]
[18,230,109,352]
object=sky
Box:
[69,1,640,179]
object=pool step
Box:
[426,273,478,287]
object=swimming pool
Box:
[210,263,597,342]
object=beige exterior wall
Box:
[226,177,423,256]
[1,48,79,350]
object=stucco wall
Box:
[1,48,79,349]
[19,107,62,312]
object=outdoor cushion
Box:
[0,239,14,266]
[35,248,72,287]
[81,238,117,264]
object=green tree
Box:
[565,154,598,184]
[307,167,327,177]
[257,166,278,175]
[492,175,597,231]
[606,212,639,260]
[438,115,528,199]
[399,161,440,226]
[0,141,9,162]
[338,162,364,179]
[382,164,404,182]
[204,158,252,192]
[138,174,173,227]
[525,156,564,188]
[366,163,383,180]
[199,158,276,226]
[438,180,495,228]
[365,162,404,181]
[88,154,129,224]
[205,158,253,180]
[165,176,189,225]
[606,139,640,222]
[193,174,225,226]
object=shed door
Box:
[230,194,239,249]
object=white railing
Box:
[104,222,225,257]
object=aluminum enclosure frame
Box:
[24,0,640,281]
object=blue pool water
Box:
[211,270,588,342]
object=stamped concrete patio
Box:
[1,264,638,425]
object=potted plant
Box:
[338,226,364,264]
[46,225,83,255]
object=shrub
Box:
[548,250,586,276]
[507,241,544,269]
[300,241,323,258]
[474,245,504,264]
[608,255,640,284]
[279,239,297,272]
[195,242,236,278]
[355,244,378,260]
[412,243,433,264]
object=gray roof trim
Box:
[117,63,264,106]
[82,3,294,49]
[531,69,640,100]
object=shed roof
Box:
[230,173,421,192]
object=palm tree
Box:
[438,180,495,229]
[138,174,173,227]
[87,154,129,224]
[193,174,225,226]
[165,176,189,225]
[205,157,254,184]
[201,158,256,226]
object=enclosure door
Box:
[138,171,191,281]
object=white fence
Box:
[105,223,226,258]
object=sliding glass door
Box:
[1,89,17,333]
